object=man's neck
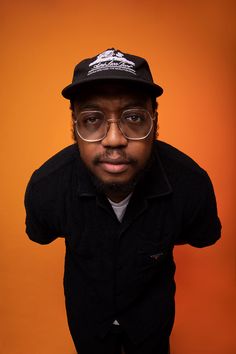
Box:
[105,191,131,203]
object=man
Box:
[25,48,221,354]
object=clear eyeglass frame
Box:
[73,108,156,143]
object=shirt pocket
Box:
[136,239,173,272]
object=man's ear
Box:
[71,109,76,122]
[155,111,158,122]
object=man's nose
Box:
[101,119,128,147]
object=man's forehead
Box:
[73,80,152,103]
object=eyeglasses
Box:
[73,108,156,142]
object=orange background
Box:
[1,0,235,353]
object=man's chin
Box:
[84,148,155,198]
[90,175,136,196]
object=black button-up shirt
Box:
[24,140,221,344]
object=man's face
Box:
[72,82,156,201]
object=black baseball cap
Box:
[61,48,163,99]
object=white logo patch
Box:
[88,49,136,76]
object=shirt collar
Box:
[75,153,97,197]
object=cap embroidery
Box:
[88,49,136,76]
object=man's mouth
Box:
[97,158,130,174]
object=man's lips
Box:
[96,158,131,173]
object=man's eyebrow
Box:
[76,103,100,110]
[77,99,148,109]
[122,100,148,109]
[78,103,99,108]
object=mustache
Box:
[93,150,137,165]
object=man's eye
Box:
[82,113,103,125]
[124,114,144,123]
[85,116,100,124]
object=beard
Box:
[89,170,140,196]
[85,144,155,197]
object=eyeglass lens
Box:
[76,109,153,141]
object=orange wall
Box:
[1,0,235,353]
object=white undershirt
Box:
[108,193,132,222]
[108,193,132,325]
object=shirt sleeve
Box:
[175,171,221,247]
[24,173,63,245]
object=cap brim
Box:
[61,77,163,99]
